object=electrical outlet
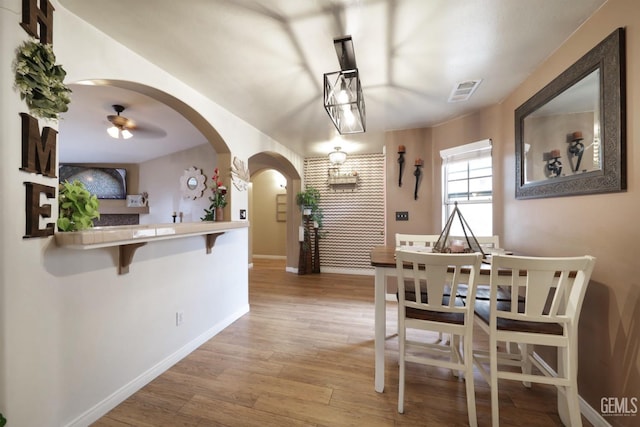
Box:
[176,311,184,326]
[395,211,409,221]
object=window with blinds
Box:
[440,139,493,236]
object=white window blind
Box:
[440,139,493,236]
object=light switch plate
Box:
[396,211,409,221]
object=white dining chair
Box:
[395,250,482,426]
[473,254,596,427]
[394,234,445,340]
[395,233,441,248]
[449,235,501,251]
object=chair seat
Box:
[403,291,465,324]
[473,299,563,335]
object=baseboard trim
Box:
[532,352,611,427]
[252,254,287,260]
[285,266,298,273]
[317,267,374,276]
[66,304,250,427]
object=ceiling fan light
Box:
[121,129,133,139]
[107,125,120,139]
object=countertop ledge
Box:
[55,221,248,249]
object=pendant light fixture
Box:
[328,146,347,165]
[323,36,366,134]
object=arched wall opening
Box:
[60,79,236,223]
[248,152,302,271]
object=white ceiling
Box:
[57,0,606,163]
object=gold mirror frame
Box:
[515,27,626,199]
[180,166,207,199]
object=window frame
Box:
[440,139,493,234]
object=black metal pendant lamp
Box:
[323,35,366,134]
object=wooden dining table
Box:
[369,245,572,425]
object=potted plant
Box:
[295,187,325,274]
[296,186,321,223]
[0,412,6,427]
[201,167,228,221]
[57,180,100,231]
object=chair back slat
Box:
[524,270,557,316]
[490,255,596,327]
[395,233,440,248]
[396,251,482,316]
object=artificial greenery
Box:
[57,180,100,232]
[14,38,72,120]
[0,412,6,427]
[296,186,323,228]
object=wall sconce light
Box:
[397,145,406,187]
[544,149,562,178]
[413,158,423,200]
[323,36,366,134]
[567,131,585,172]
[328,146,347,165]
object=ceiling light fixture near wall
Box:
[324,35,366,134]
[329,146,347,165]
[107,104,134,139]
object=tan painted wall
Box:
[251,169,287,257]
[384,128,435,245]
[419,0,638,422]
[504,2,638,419]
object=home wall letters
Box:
[20,113,57,177]
[19,0,57,238]
[20,0,55,44]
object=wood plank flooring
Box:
[93,259,589,426]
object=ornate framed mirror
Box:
[515,27,626,199]
[180,166,207,199]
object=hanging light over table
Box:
[323,36,366,134]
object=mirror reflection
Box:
[187,176,198,190]
[515,27,625,199]
[523,69,600,183]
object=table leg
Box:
[375,267,386,392]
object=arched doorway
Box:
[248,152,302,271]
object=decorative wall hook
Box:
[397,145,406,187]
[544,149,562,178]
[567,131,585,172]
[413,158,423,200]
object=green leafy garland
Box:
[14,38,72,120]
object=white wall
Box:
[140,143,217,224]
[0,1,301,425]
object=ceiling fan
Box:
[107,104,135,139]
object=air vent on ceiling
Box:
[448,79,482,102]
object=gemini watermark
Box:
[601,397,638,417]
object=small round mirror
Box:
[180,166,206,199]
[187,176,198,190]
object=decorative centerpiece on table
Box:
[432,201,485,257]
[13,38,72,120]
[201,167,227,222]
